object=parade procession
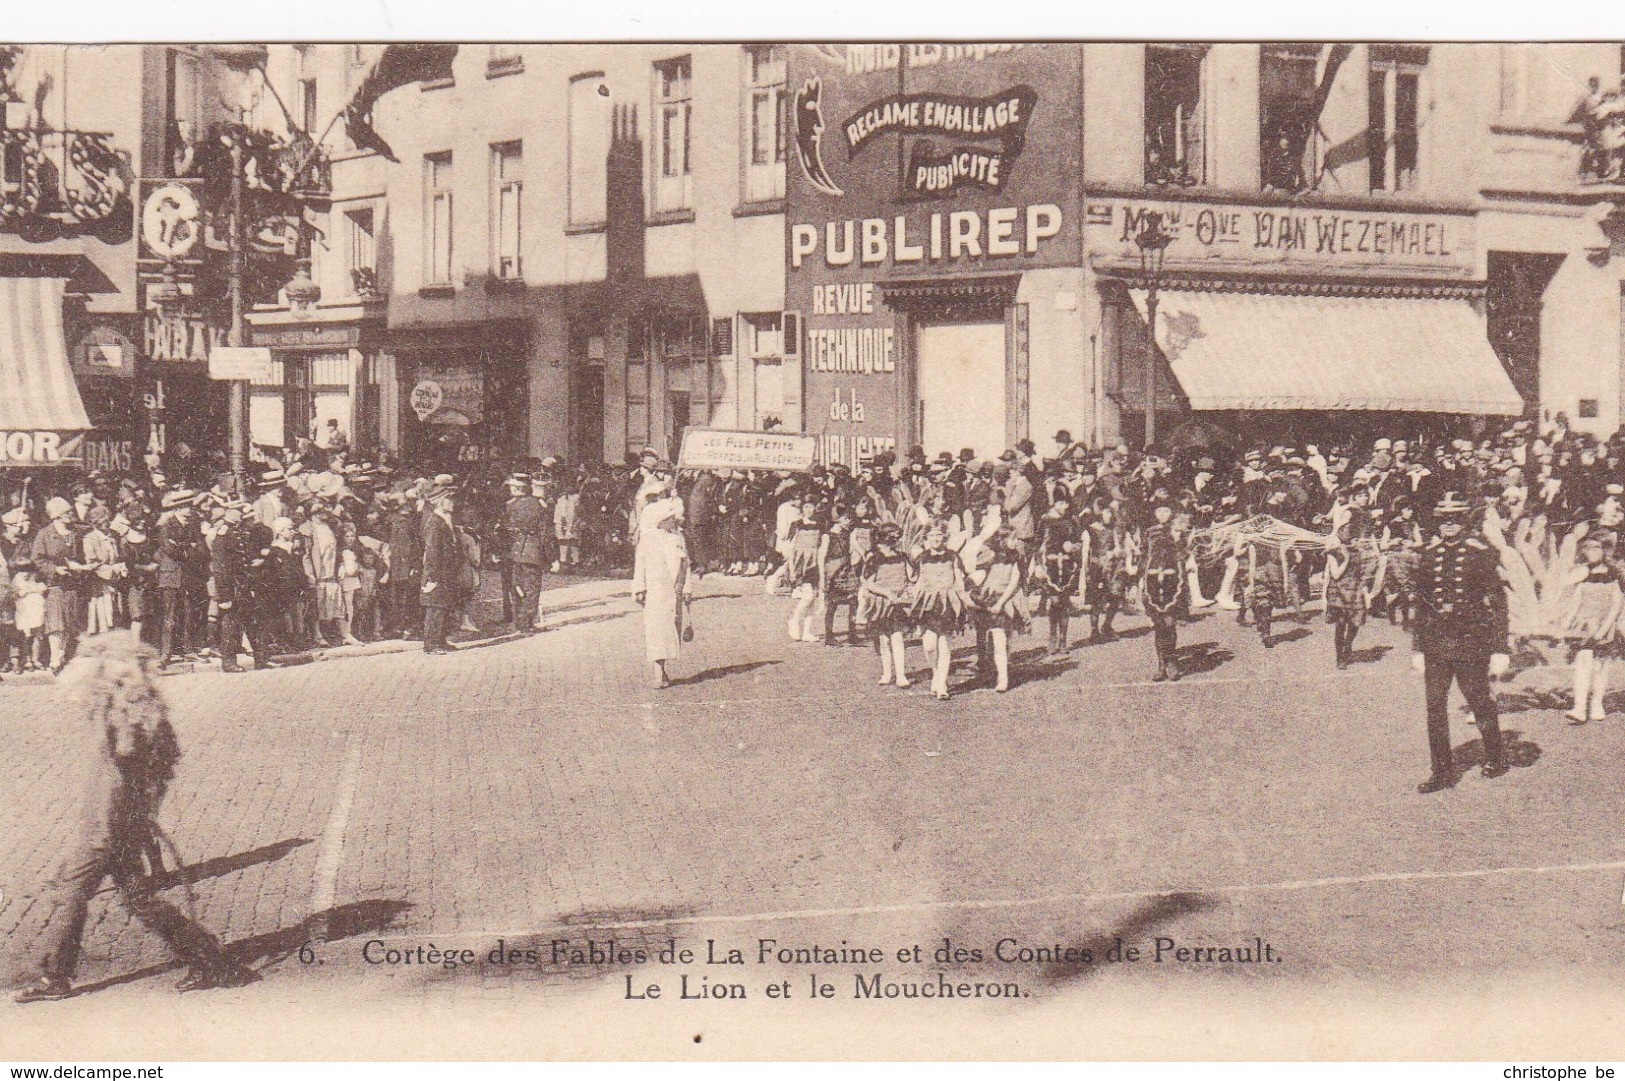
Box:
[5,41,1625,1046]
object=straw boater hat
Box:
[506,472,531,488]
[161,488,197,510]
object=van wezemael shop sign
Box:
[1088,197,1476,274]
[787,44,1084,465]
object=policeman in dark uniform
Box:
[501,472,546,633]
[1413,491,1510,794]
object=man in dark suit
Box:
[1413,491,1511,794]
[501,472,546,633]
[420,480,463,655]
[155,490,205,664]
[211,497,270,673]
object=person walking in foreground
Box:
[632,475,694,689]
[12,631,257,1003]
[1413,491,1512,794]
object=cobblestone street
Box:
[4,576,1625,1057]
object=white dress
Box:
[632,497,692,664]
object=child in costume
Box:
[968,531,1029,693]
[1141,502,1187,681]
[819,505,862,645]
[859,523,914,688]
[1564,529,1625,724]
[1325,514,1377,669]
[1036,495,1082,653]
[783,500,824,642]
[908,521,972,700]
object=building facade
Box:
[11,43,1625,482]
[786,43,1625,459]
[314,43,791,472]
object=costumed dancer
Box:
[1086,499,1128,641]
[1036,494,1082,653]
[11,631,257,1003]
[1381,496,1423,629]
[1325,515,1375,669]
[783,500,824,642]
[908,521,972,701]
[859,523,914,688]
[1241,531,1288,649]
[1142,502,1186,682]
[819,505,861,645]
[1563,529,1625,724]
[968,531,1028,693]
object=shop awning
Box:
[0,276,92,467]
[1128,288,1524,415]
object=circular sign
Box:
[410,380,444,421]
[141,183,202,260]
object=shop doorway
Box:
[570,365,605,466]
[916,322,1006,458]
[667,390,690,463]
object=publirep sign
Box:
[678,429,819,473]
[787,44,1082,461]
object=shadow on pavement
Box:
[1027,890,1217,985]
[145,837,314,892]
[1177,641,1234,676]
[1451,728,1542,773]
[670,660,779,687]
[57,899,414,998]
[1347,644,1393,666]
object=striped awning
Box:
[0,277,92,466]
[1129,288,1524,415]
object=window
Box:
[168,49,202,173]
[1259,44,1319,193]
[345,207,376,294]
[742,312,783,358]
[489,44,523,76]
[298,78,318,135]
[424,152,453,286]
[654,56,693,213]
[1145,45,1206,186]
[568,74,609,226]
[743,45,787,202]
[491,142,523,280]
[1368,47,1425,193]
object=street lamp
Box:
[1134,211,1175,449]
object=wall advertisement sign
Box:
[787,44,1082,464]
[678,429,820,473]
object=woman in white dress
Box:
[632,477,694,689]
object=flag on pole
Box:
[341,45,459,163]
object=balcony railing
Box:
[0,128,130,226]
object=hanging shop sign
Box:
[678,429,819,473]
[410,368,484,426]
[139,181,204,261]
[1088,197,1476,274]
[73,325,137,380]
[208,346,274,382]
